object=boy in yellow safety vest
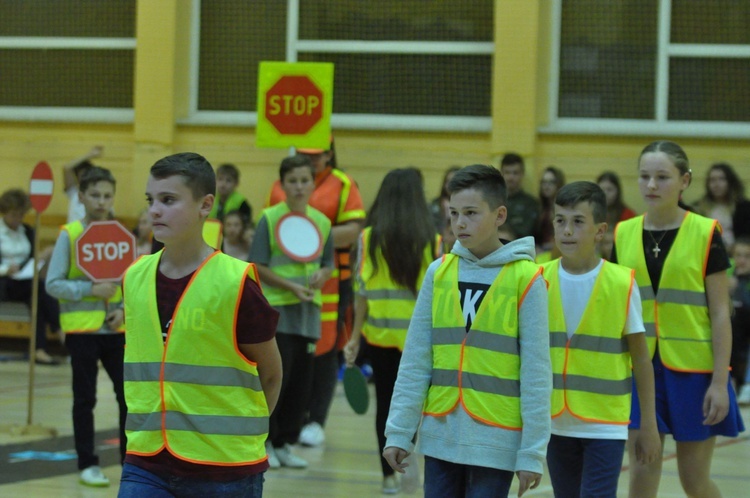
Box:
[249,154,333,469]
[541,181,660,497]
[46,166,125,487]
[119,153,282,498]
[383,164,551,498]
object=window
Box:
[192,0,493,131]
[0,1,136,122]
[548,0,750,138]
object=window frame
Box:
[542,0,750,139]
[182,0,494,132]
[0,36,135,123]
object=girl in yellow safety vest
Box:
[612,140,744,498]
[344,168,441,495]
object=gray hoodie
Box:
[384,236,551,474]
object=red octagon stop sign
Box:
[76,221,137,282]
[265,75,323,135]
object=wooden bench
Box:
[0,301,33,339]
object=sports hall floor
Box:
[1,341,748,497]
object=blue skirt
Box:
[630,350,745,441]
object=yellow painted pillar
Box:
[129,0,191,206]
[491,0,541,164]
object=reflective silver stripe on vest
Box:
[640,285,706,307]
[660,336,712,343]
[658,288,707,307]
[124,362,264,391]
[552,373,631,395]
[465,330,519,355]
[569,334,628,354]
[60,300,108,313]
[124,362,162,382]
[126,410,269,435]
[431,368,520,397]
[549,331,568,348]
[644,322,656,338]
[639,285,655,301]
[364,289,415,300]
[366,317,411,330]
[270,253,315,267]
[432,327,466,345]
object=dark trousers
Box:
[423,456,514,498]
[66,333,127,470]
[546,434,625,498]
[0,277,60,351]
[270,333,315,447]
[306,348,339,426]
[369,345,402,477]
[307,279,353,426]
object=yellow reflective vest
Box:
[357,228,440,350]
[59,220,124,333]
[259,203,332,307]
[208,191,245,220]
[123,251,270,465]
[543,260,633,424]
[423,254,542,429]
[615,212,716,372]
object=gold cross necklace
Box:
[647,229,668,258]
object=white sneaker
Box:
[401,453,421,494]
[265,441,280,469]
[298,422,325,447]
[382,474,400,495]
[738,384,750,405]
[79,465,110,487]
[275,444,308,468]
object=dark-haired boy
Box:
[383,164,551,497]
[46,166,126,487]
[500,153,540,239]
[209,163,252,223]
[541,181,660,497]
[249,154,333,469]
[118,153,282,497]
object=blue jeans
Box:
[423,455,514,498]
[546,435,625,498]
[118,463,264,498]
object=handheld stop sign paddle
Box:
[342,366,369,415]
[275,212,323,262]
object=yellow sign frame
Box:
[256,61,334,149]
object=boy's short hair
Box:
[555,181,607,224]
[79,166,116,193]
[446,164,507,210]
[279,154,315,181]
[151,152,215,200]
[223,209,247,229]
[73,160,95,179]
[216,163,240,183]
[500,152,525,171]
[0,188,31,213]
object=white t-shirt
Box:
[552,259,645,440]
[66,185,86,223]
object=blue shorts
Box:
[630,350,745,441]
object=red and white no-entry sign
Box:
[29,161,54,213]
[75,221,137,282]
